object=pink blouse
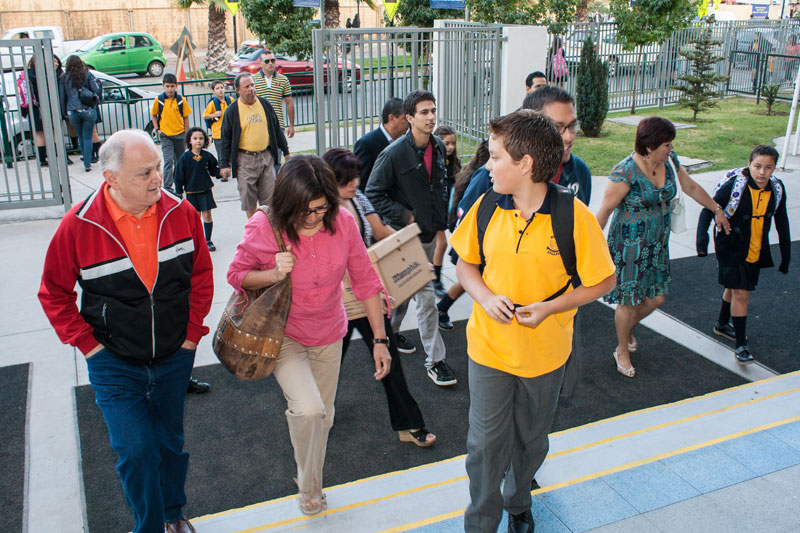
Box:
[227,208,384,346]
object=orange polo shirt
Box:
[103,186,159,292]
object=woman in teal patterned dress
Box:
[596,117,729,378]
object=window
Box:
[103,37,125,50]
[132,35,152,48]
[33,30,55,40]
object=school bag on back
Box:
[204,95,234,129]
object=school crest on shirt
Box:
[547,235,561,256]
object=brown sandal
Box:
[398,428,436,447]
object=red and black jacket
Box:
[38,184,214,363]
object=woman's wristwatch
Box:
[713,204,722,214]
[373,337,389,345]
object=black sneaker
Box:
[735,346,755,365]
[432,279,446,298]
[507,509,534,533]
[713,322,736,341]
[207,241,216,252]
[438,311,454,331]
[395,334,416,354]
[427,361,457,386]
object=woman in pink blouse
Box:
[227,156,391,516]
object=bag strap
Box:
[258,206,287,253]
[476,189,501,274]
[666,157,681,195]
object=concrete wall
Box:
[500,25,549,115]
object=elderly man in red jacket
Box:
[38,129,213,533]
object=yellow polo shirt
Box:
[237,99,269,153]
[202,96,234,140]
[450,192,615,378]
[150,95,192,137]
[746,186,771,263]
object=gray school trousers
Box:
[464,358,565,532]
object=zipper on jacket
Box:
[102,303,108,327]
[150,294,156,360]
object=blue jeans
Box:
[86,347,195,532]
[68,108,96,170]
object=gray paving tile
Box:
[602,461,700,513]
[662,445,756,493]
[587,514,661,533]
[704,475,800,532]
[767,420,800,452]
[643,490,738,532]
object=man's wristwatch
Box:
[373,338,389,345]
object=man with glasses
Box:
[253,49,294,174]
[219,73,289,218]
[522,86,591,205]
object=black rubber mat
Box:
[76,302,746,530]
[0,363,30,533]
[660,241,800,374]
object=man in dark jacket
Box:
[365,90,456,386]
[353,98,408,190]
[38,130,213,533]
[219,73,289,218]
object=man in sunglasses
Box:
[253,49,295,174]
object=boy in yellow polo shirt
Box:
[450,110,616,533]
[150,73,192,191]
[202,80,234,181]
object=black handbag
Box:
[78,77,98,107]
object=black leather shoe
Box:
[187,377,210,394]
[508,509,534,533]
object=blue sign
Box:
[293,0,318,7]
[431,0,465,8]
[751,4,769,19]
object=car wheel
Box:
[608,57,619,78]
[13,132,35,160]
[145,123,160,144]
[147,61,164,77]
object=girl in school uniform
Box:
[174,127,220,251]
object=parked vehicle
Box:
[1,26,89,71]
[68,33,166,77]
[226,40,361,89]
[1,70,158,161]
[563,29,661,77]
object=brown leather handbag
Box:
[213,210,292,381]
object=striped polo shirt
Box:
[253,71,291,128]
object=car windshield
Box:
[236,44,265,60]
[75,35,105,52]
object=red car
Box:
[226,40,361,89]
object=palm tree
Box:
[174,0,229,74]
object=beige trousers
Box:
[272,336,343,495]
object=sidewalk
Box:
[1,131,798,532]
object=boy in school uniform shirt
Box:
[151,73,192,191]
[450,110,616,533]
[202,80,234,181]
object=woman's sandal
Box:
[398,428,437,448]
[613,349,636,378]
[297,492,327,515]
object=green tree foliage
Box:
[609,0,695,114]
[174,0,230,73]
[761,84,780,116]
[397,0,464,27]
[463,0,541,25]
[576,36,609,137]
[240,0,316,58]
[673,27,729,121]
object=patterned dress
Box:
[604,151,680,306]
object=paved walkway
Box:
[1,133,798,532]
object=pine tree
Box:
[673,27,729,122]
[576,36,609,137]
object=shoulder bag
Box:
[667,158,687,233]
[212,208,292,380]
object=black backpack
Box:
[204,95,234,129]
[475,182,578,302]
[156,92,185,121]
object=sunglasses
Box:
[261,58,277,64]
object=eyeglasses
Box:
[556,121,580,135]
[304,204,331,217]
[261,58,277,64]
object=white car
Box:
[563,29,662,77]
[1,70,157,161]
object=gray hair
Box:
[234,72,253,90]
[99,129,159,173]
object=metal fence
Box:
[0,38,71,210]
[553,19,800,112]
[311,25,503,157]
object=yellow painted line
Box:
[547,386,800,459]
[550,368,800,438]
[192,455,466,523]
[191,371,800,527]
[380,415,800,533]
[232,475,468,532]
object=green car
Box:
[70,32,166,77]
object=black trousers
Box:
[342,316,426,431]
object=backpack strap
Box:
[157,92,184,121]
[476,189,501,274]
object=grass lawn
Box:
[573,97,792,175]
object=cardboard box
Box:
[342,223,434,321]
